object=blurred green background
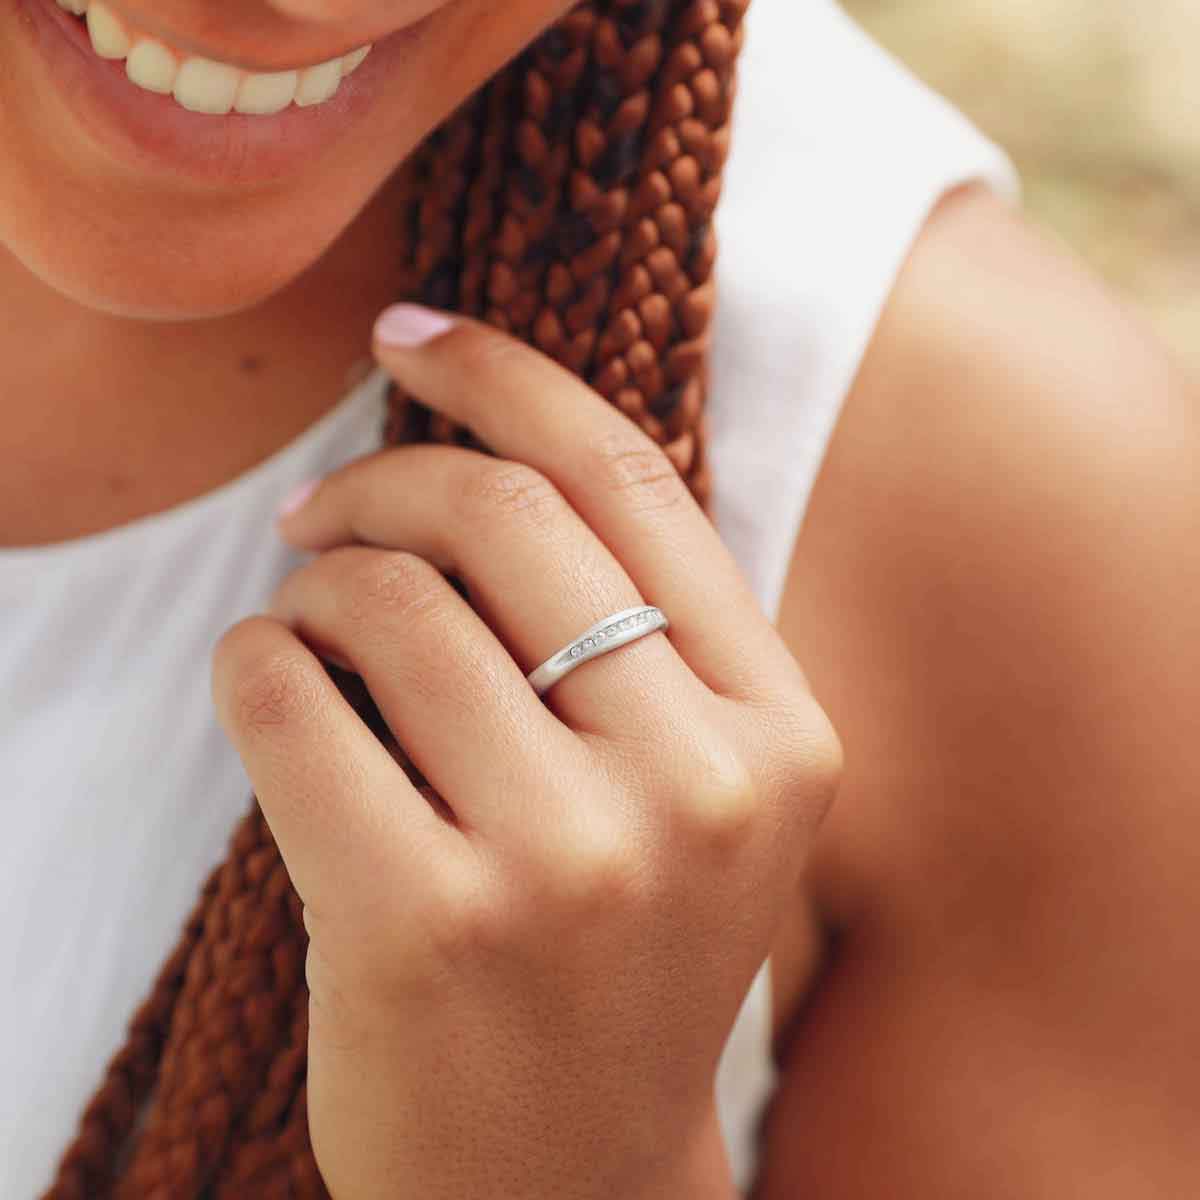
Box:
[842,0,1200,375]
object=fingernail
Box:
[276,477,318,521]
[373,303,457,348]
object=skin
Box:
[224,313,840,1197]
[0,0,575,543]
[760,183,1200,1195]
[4,0,1198,1190]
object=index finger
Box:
[369,303,789,702]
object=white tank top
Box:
[0,2,1018,1195]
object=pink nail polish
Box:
[373,303,457,348]
[276,478,318,520]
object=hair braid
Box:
[45,1,750,1194]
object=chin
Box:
[26,257,311,322]
[3,180,366,321]
[24,259,310,323]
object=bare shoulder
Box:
[759,183,1200,1196]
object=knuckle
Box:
[760,698,844,829]
[543,815,646,914]
[454,459,565,534]
[341,549,446,627]
[424,861,507,966]
[805,711,845,823]
[213,623,322,736]
[304,939,376,1058]
[591,430,691,515]
[673,738,761,852]
[450,323,528,380]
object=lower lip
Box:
[13,0,423,186]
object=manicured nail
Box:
[276,477,318,521]
[373,303,457,348]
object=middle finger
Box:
[369,306,789,703]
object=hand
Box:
[211,303,842,1200]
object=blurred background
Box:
[841,0,1200,376]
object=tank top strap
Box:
[716,956,777,1193]
[707,0,1021,623]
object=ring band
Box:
[526,605,669,697]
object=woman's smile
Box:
[1,0,570,316]
[64,0,373,115]
[14,0,430,182]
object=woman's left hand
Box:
[211,303,842,1200]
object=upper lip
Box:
[95,0,429,70]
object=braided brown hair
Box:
[46,1,750,1194]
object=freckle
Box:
[239,355,263,374]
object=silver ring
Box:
[526,605,668,698]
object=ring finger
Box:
[267,543,594,843]
[268,443,701,738]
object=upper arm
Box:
[757,183,1200,1196]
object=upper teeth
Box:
[57,0,371,116]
